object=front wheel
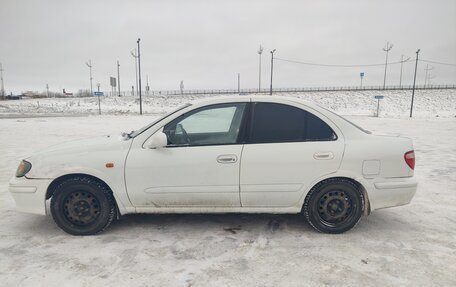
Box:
[303,179,364,234]
[50,176,117,235]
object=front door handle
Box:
[217,154,238,164]
[313,152,334,160]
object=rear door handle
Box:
[217,154,238,164]
[313,152,334,160]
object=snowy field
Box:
[0,91,456,286]
[0,89,455,118]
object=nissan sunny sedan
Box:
[9,96,417,235]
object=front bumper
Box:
[9,176,52,215]
[362,177,418,211]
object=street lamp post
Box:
[269,49,276,96]
[137,38,143,115]
[86,60,93,96]
[117,60,121,96]
[382,42,393,89]
[410,49,420,118]
[258,45,263,93]
[131,49,139,97]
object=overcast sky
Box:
[1,0,455,94]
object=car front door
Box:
[240,102,345,207]
[125,103,247,208]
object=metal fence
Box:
[110,84,456,97]
[9,84,452,99]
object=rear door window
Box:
[248,102,336,143]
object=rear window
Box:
[318,105,371,134]
[307,112,337,140]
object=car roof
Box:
[189,95,321,110]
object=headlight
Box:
[16,160,32,177]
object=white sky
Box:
[1,0,455,94]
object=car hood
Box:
[24,135,133,179]
[28,134,128,157]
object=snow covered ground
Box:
[0,92,455,286]
[0,89,455,118]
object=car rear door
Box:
[239,101,345,207]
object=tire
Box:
[303,178,364,234]
[50,176,117,235]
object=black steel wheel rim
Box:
[62,190,101,226]
[317,190,354,227]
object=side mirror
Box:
[147,131,168,149]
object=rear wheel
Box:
[304,179,364,234]
[50,176,117,235]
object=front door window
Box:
[164,103,247,146]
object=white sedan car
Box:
[9,96,417,235]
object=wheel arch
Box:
[301,176,371,216]
[46,173,122,217]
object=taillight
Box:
[404,150,415,170]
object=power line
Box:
[275,57,410,67]
[419,59,456,67]
[275,57,456,68]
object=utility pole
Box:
[399,55,410,88]
[0,62,5,99]
[137,38,143,115]
[131,49,139,97]
[410,49,420,118]
[258,45,263,92]
[269,49,276,96]
[117,60,121,96]
[238,73,240,94]
[85,60,93,96]
[46,84,49,98]
[427,74,435,86]
[424,64,434,87]
[382,42,393,89]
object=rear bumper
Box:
[363,177,418,211]
[9,176,52,215]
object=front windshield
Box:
[129,103,192,138]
